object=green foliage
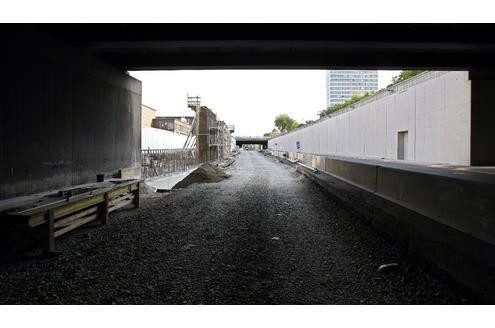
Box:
[318,91,376,118]
[289,121,301,131]
[274,113,301,132]
[263,128,281,137]
[387,70,424,87]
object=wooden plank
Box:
[108,199,134,213]
[107,184,132,197]
[101,193,109,225]
[16,187,110,215]
[3,180,142,228]
[107,183,139,199]
[54,213,99,238]
[132,184,140,208]
[52,193,106,220]
[31,182,140,227]
[109,194,134,207]
[25,193,106,227]
[14,180,139,217]
[42,210,55,254]
[54,206,99,228]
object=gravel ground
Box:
[0,151,478,304]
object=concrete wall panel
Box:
[268,71,471,166]
[376,166,495,245]
[0,27,142,199]
[323,157,377,191]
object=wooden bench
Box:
[0,179,141,254]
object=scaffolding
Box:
[209,121,224,161]
[185,94,233,162]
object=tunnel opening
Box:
[1,24,495,306]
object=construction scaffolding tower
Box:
[209,121,224,161]
[186,94,233,162]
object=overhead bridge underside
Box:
[37,23,495,71]
[235,137,270,149]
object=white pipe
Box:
[296,162,318,173]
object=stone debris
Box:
[218,158,236,168]
[377,263,399,272]
[181,244,197,250]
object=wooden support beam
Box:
[54,206,99,228]
[108,199,135,213]
[132,182,140,208]
[54,213,99,238]
[1,179,143,255]
[108,194,134,207]
[101,193,109,225]
[42,210,55,254]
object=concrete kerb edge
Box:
[291,161,495,302]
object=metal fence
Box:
[141,149,199,179]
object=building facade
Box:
[141,104,157,128]
[152,116,193,136]
[326,70,378,107]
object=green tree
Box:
[263,128,281,137]
[289,120,301,131]
[318,91,376,118]
[388,70,424,87]
[274,114,300,132]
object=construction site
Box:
[141,95,236,181]
[0,93,237,257]
[2,24,495,315]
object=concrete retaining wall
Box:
[0,26,142,199]
[269,71,471,165]
[283,152,495,300]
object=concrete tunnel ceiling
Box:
[38,23,495,71]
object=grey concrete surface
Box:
[470,77,495,165]
[0,26,141,199]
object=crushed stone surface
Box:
[0,151,479,304]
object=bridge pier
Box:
[469,70,495,166]
[0,26,142,199]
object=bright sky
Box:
[130,70,400,136]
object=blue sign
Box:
[296,141,301,150]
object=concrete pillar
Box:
[0,26,142,199]
[469,70,495,166]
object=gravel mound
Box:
[172,163,230,189]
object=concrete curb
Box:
[276,155,495,302]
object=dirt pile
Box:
[219,157,236,168]
[172,163,230,189]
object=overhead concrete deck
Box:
[36,24,495,71]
